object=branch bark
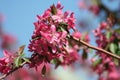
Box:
[72,37,120,60]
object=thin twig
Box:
[71,36,120,60]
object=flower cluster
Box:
[93,22,120,80]
[0,50,14,74]
[28,2,78,70]
[1,1,120,80]
[93,22,108,48]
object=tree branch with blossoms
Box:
[0,37,120,80]
[71,37,120,60]
[0,37,119,80]
[0,1,120,80]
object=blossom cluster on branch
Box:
[28,2,80,71]
[79,0,120,80]
[0,1,120,80]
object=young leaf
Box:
[19,53,25,58]
[14,57,20,67]
[106,31,112,39]
[114,58,119,66]
[50,58,57,64]
[92,59,102,67]
[18,45,25,54]
[117,50,120,56]
[51,4,57,15]
[23,58,30,63]
[109,43,117,53]
[42,65,46,76]
[115,28,120,34]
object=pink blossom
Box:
[99,22,108,30]
[89,5,100,15]
[1,34,16,49]
[52,15,63,23]
[56,1,63,10]
[92,21,120,80]
[108,70,120,80]
[72,31,89,42]
[42,9,51,19]
[72,31,82,39]
[66,12,76,29]
[0,50,14,74]
[28,2,78,70]
[79,1,87,9]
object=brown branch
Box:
[71,37,120,60]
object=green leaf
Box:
[14,57,21,67]
[117,50,120,56]
[114,58,119,66]
[118,43,120,49]
[50,58,57,64]
[42,65,46,76]
[109,43,117,53]
[92,59,102,67]
[18,45,25,54]
[115,28,120,34]
[23,58,30,63]
[106,31,112,39]
[19,53,25,57]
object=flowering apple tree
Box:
[0,1,120,80]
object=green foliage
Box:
[106,31,112,39]
[109,43,117,54]
[14,45,30,67]
[51,58,58,64]
[14,56,21,67]
[92,59,102,67]
[115,28,120,34]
